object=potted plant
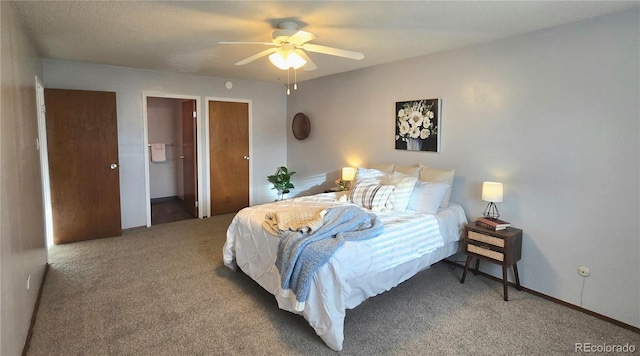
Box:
[267,166,296,200]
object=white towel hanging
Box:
[150,143,166,162]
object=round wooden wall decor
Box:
[292,112,311,140]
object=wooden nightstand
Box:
[460,223,523,301]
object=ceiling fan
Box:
[219,21,365,72]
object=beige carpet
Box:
[27,215,639,355]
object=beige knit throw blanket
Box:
[264,208,327,236]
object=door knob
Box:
[243,156,250,160]
[180,155,185,159]
[110,163,118,170]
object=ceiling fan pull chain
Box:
[294,68,298,91]
[287,68,291,95]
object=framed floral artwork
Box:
[395,98,441,152]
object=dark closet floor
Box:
[151,197,195,225]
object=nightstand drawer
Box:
[468,231,504,247]
[468,244,504,262]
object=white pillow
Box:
[349,182,395,211]
[407,181,450,215]
[394,165,421,177]
[381,171,418,211]
[419,167,455,208]
[368,163,395,173]
[353,167,386,186]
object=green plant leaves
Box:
[267,166,296,193]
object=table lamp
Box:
[482,182,503,219]
[341,167,356,190]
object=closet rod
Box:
[147,143,174,147]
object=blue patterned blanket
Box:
[275,205,383,304]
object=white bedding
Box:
[223,192,468,351]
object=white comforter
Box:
[223,193,467,351]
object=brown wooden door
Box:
[209,101,249,215]
[45,89,122,244]
[182,100,197,217]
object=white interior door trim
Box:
[35,76,53,252]
[141,92,203,227]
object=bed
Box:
[223,176,468,351]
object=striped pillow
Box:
[349,183,395,211]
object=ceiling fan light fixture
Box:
[268,49,306,70]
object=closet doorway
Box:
[145,96,199,225]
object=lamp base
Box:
[482,202,500,219]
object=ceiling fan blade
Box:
[235,47,278,66]
[296,50,317,71]
[286,30,317,46]
[218,41,277,46]
[301,43,364,60]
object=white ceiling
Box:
[12,1,639,84]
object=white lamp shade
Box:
[341,167,356,181]
[482,182,503,202]
[268,49,306,70]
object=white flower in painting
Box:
[398,109,405,118]
[398,112,409,123]
[423,118,431,128]
[398,121,410,136]
[420,128,430,139]
[427,110,434,119]
[408,111,423,127]
[409,126,421,139]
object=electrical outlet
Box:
[27,274,31,290]
[577,266,590,277]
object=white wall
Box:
[42,60,287,228]
[0,3,48,355]
[147,97,179,199]
[287,10,640,328]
